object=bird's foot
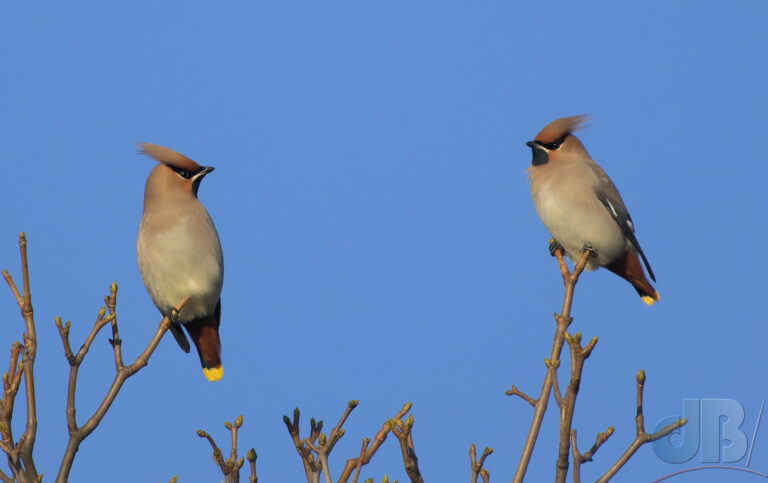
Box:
[549,238,564,257]
[582,243,597,257]
[168,306,181,324]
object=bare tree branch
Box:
[247,448,258,483]
[510,247,592,483]
[570,426,614,483]
[555,332,598,482]
[469,444,492,483]
[1,233,39,482]
[351,439,369,483]
[283,401,417,483]
[595,371,687,482]
[337,402,412,483]
[197,415,250,483]
[55,284,190,483]
[283,406,323,482]
[389,414,423,483]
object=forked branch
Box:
[54,285,190,482]
[196,414,257,483]
[509,247,592,483]
[570,426,614,483]
[596,371,686,482]
[283,401,419,483]
[469,444,492,483]
[0,233,39,483]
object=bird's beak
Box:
[527,141,549,166]
[201,166,215,175]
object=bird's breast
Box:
[137,209,223,321]
[530,165,627,268]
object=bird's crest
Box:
[137,143,200,172]
[534,115,590,144]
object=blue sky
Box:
[1,2,767,482]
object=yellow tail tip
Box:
[641,291,660,306]
[203,365,223,382]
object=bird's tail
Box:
[605,250,660,306]
[185,309,223,382]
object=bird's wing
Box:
[590,164,656,282]
[169,321,191,353]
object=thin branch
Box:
[511,247,592,483]
[197,429,227,470]
[337,402,412,483]
[555,332,598,483]
[197,415,250,483]
[283,407,321,482]
[326,400,357,455]
[1,233,39,482]
[55,288,189,483]
[596,371,687,482]
[106,282,124,370]
[294,400,360,483]
[469,444,493,483]
[505,386,536,407]
[389,413,423,483]
[247,448,258,483]
[571,426,614,483]
[549,359,563,409]
[304,440,333,483]
[351,439,369,483]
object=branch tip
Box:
[636,369,646,384]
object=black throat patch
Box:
[531,147,549,166]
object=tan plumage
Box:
[526,116,659,305]
[137,143,225,380]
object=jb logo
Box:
[652,399,766,481]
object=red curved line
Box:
[654,465,768,482]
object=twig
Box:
[337,402,413,483]
[389,413,423,483]
[55,285,189,483]
[247,448,258,483]
[197,415,247,483]
[596,371,687,482]
[287,400,362,483]
[570,427,614,483]
[283,407,323,482]
[1,233,40,482]
[505,386,536,407]
[351,439,369,483]
[511,247,592,483]
[197,429,227,470]
[469,444,493,483]
[555,332,598,482]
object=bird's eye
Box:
[172,166,193,179]
[541,133,568,151]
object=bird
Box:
[136,143,225,381]
[525,115,659,305]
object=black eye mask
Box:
[536,133,569,151]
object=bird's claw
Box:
[168,307,180,323]
[582,243,597,257]
[549,238,564,257]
